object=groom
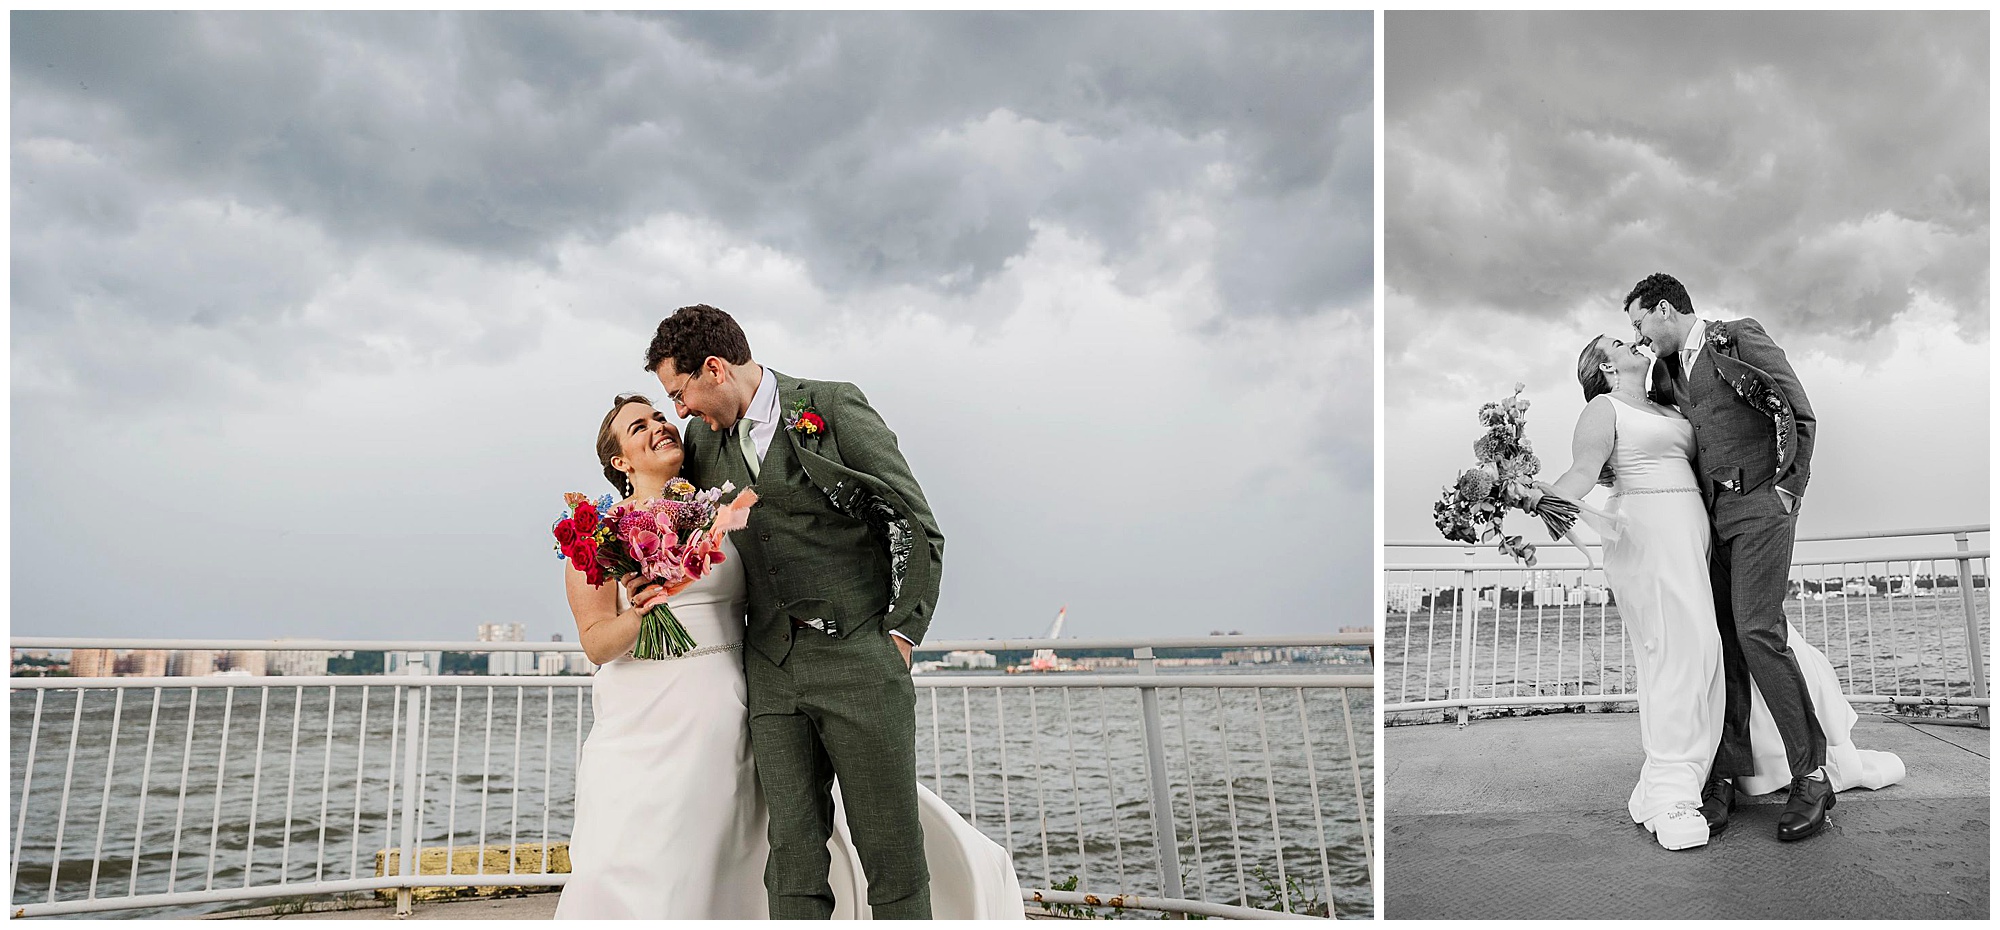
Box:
[638,304,944,918]
[1625,272,1833,842]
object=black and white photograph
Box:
[8,12,1377,921]
[1380,11,1988,920]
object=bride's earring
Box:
[1603,365,1621,392]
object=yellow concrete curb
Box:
[372,844,570,901]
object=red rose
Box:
[573,503,598,534]
[577,540,606,585]
[554,519,578,549]
[800,412,826,433]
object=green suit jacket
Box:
[683,369,945,664]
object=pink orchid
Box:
[679,546,710,580]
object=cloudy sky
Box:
[1385,12,1989,561]
[12,12,1374,642]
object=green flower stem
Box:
[631,602,700,660]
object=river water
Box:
[1385,596,1990,721]
[10,664,1373,919]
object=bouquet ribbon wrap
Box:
[1539,489,1627,570]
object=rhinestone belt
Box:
[1610,487,1700,499]
[621,641,743,662]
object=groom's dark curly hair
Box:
[644,304,754,375]
[1624,273,1693,316]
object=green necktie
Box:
[737,421,761,481]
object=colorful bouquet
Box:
[552,479,758,659]
[1432,384,1578,566]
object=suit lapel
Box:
[770,370,827,471]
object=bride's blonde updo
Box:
[595,393,653,499]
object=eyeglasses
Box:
[663,370,700,407]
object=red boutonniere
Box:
[785,399,826,438]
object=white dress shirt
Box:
[738,365,781,461]
[739,367,915,647]
[1680,318,1707,374]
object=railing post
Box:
[395,677,424,916]
[1953,533,1989,728]
[1132,647,1186,909]
[1456,555,1479,728]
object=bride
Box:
[554,394,1023,918]
[1530,337,1903,852]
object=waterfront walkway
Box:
[217,894,561,920]
[213,892,1068,920]
[1384,713,1988,920]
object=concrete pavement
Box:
[1384,714,1988,919]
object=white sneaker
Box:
[1645,803,1710,851]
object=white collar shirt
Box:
[739,365,781,463]
[1680,318,1708,372]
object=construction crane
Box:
[1028,605,1066,672]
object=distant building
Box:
[71,649,116,678]
[1222,648,1279,665]
[564,653,596,675]
[268,650,330,677]
[220,651,268,677]
[537,653,567,676]
[170,650,218,677]
[1563,586,1610,606]
[479,623,527,643]
[941,650,996,670]
[122,650,171,677]
[480,623,531,675]
[1385,584,1424,613]
[1073,656,1136,670]
[387,651,443,675]
[488,651,535,675]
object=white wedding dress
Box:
[1592,396,1903,829]
[556,535,1024,918]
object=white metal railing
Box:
[9,634,1371,920]
[1384,526,1990,727]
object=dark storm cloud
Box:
[1385,11,1987,344]
[14,11,1371,374]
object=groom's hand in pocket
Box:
[891,633,914,668]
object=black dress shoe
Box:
[1777,774,1835,841]
[1699,776,1736,834]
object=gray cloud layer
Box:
[1386,11,1987,347]
[16,11,1371,397]
[12,12,1375,641]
